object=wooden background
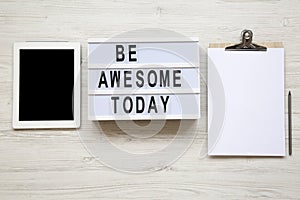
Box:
[0,0,299,199]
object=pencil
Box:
[288,91,292,156]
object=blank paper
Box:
[208,45,285,156]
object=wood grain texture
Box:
[209,42,283,48]
[0,0,300,199]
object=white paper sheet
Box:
[208,47,285,156]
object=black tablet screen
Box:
[19,49,74,121]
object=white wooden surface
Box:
[0,0,300,199]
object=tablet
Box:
[13,42,81,129]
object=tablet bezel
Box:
[13,42,81,129]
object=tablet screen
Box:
[19,49,74,121]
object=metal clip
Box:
[225,30,267,51]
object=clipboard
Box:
[208,30,285,156]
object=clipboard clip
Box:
[225,30,267,51]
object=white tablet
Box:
[13,42,81,129]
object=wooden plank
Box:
[0,0,300,199]
[209,42,283,48]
